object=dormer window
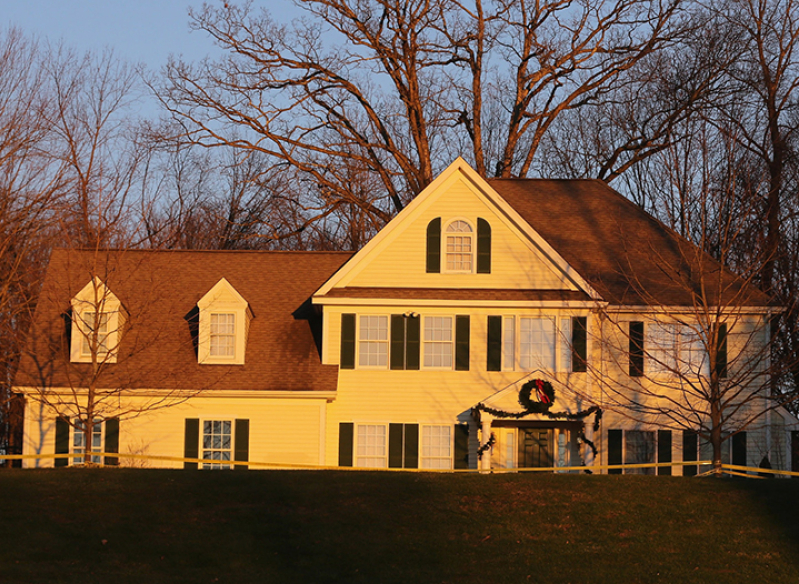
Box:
[81,312,109,356]
[210,313,236,357]
[197,279,252,365]
[70,278,126,364]
[445,220,474,272]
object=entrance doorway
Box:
[518,428,554,468]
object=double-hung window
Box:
[356,424,387,468]
[202,420,232,469]
[80,312,109,356]
[424,316,453,368]
[210,313,236,358]
[73,419,102,464]
[648,323,708,376]
[359,316,389,367]
[519,317,556,370]
[420,425,452,469]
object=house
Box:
[13,159,798,473]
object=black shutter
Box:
[608,429,622,474]
[732,432,747,467]
[104,418,119,466]
[487,316,502,371]
[404,424,419,469]
[406,315,420,370]
[340,314,356,370]
[184,418,199,470]
[657,430,672,476]
[338,423,354,467]
[683,431,698,477]
[477,218,491,274]
[715,323,728,379]
[454,424,469,469]
[55,416,70,468]
[234,419,250,470]
[455,315,470,371]
[572,316,587,372]
[426,218,441,273]
[629,321,644,377]
[390,315,406,370]
[389,423,404,468]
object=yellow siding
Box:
[342,173,576,290]
[23,396,326,469]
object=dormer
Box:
[70,278,127,364]
[197,278,252,365]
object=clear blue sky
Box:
[3,1,217,71]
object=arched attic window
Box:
[426,217,491,274]
[445,220,474,272]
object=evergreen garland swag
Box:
[473,379,603,458]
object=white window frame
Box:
[648,322,708,376]
[623,429,656,475]
[72,418,103,465]
[355,423,388,468]
[443,219,474,273]
[209,313,236,358]
[70,278,125,364]
[420,425,453,469]
[358,315,389,368]
[79,311,110,357]
[518,317,556,371]
[201,419,234,470]
[423,316,454,369]
[197,278,251,365]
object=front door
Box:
[518,428,554,469]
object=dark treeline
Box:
[2,0,798,453]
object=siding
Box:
[342,174,577,290]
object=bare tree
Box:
[155,0,686,248]
[577,134,793,474]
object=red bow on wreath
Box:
[536,379,552,404]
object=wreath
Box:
[473,378,603,459]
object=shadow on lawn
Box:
[725,477,799,562]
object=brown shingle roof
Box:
[15,249,352,392]
[489,179,772,307]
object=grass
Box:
[1,470,799,583]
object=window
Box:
[519,318,555,370]
[202,420,232,469]
[648,323,708,376]
[183,418,248,470]
[73,419,102,464]
[624,430,656,475]
[80,311,109,356]
[210,313,236,357]
[197,278,252,365]
[445,220,473,272]
[70,278,126,364]
[359,316,389,367]
[356,424,387,468]
[421,425,452,469]
[424,316,453,368]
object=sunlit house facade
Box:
[14,159,797,473]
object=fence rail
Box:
[2,452,796,477]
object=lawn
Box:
[1,469,798,583]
